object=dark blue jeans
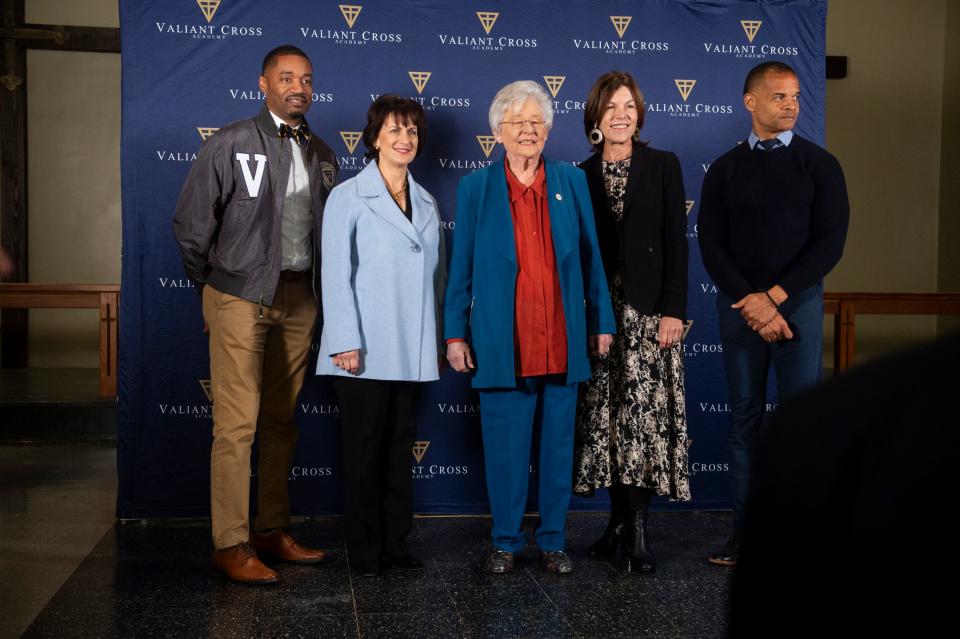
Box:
[717,285,824,532]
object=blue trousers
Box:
[717,285,824,532]
[478,375,578,553]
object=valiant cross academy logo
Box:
[437,11,537,51]
[675,79,696,102]
[197,0,219,23]
[340,131,362,154]
[477,11,498,34]
[477,136,496,158]
[370,71,469,111]
[571,14,669,55]
[703,19,799,59]
[543,75,565,98]
[610,15,632,38]
[340,4,361,28]
[337,131,367,173]
[542,75,584,116]
[155,125,214,162]
[686,200,699,239]
[412,441,430,464]
[155,1,263,40]
[646,79,733,118]
[437,133,495,172]
[408,71,432,95]
[157,379,212,419]
[299,4,403,46]
[411,440,469,480]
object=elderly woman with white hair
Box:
[444,80,615,574]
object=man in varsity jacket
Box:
[173,45,337,584]
[697,61,850,567]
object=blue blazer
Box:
[317,161,445,381]
[443,156,615,389]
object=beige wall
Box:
[938,1,960,334]
[26,0,119,28]
[18,0,120,367]
[825,0,946,362]
[25,49,121,367]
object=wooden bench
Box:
[824,292,960,372]
[0,284,119,397]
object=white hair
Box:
[487,80,554,134]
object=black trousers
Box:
[332,376,419,563]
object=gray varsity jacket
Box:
[172,105,337,306]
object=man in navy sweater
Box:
[698,61,849,566]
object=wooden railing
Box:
[824,292,960,372]
[0,284,120,397]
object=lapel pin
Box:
[555,193,562,201]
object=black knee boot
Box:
[589,484,627,558]
[625,486,655,573]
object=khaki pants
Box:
[202,278,317,550]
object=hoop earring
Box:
[632,127,641,142]
[588,122,603,145]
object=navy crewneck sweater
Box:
[698,135,849,301]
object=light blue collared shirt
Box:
[747,129,794,150]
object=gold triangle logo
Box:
[610,15,632,39]
[675,79,696,102]
[543,75,565,98]
[682,320,694,341]
[408,71,432,94]
[198,379,213,402]
[340,131,362,154]
[476,135,496,158]
[339,4,362,29]
[196,0,221,23]
[476,11,499,34]
[412,440,430,464]
[741,19,762,43]
[685,200,695,216]
[197,127,218,141]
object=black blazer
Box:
[579,143,688,319]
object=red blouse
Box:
[504,160,567,376]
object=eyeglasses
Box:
[502,119,546,131]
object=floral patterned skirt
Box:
[574,278,691,499]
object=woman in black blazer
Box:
[574,71,691,573]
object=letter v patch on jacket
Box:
[235,152,267,197]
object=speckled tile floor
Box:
[17,513,732,638]
[2,444,733,638]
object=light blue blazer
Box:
[317,160,445,381]
[443,156,615,389]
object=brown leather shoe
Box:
[253,528,327,564]
[211,542,279,584]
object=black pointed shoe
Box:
[381,554,425,571]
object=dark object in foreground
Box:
[732,333,959,637]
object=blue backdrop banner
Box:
[118,0,828,518]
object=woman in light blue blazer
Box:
[317,95,445,578]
